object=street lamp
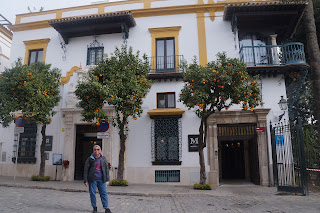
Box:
[278,96,288,121]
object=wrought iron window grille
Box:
[155,170,180,182]
[151,117,182,165]
[12,122,37,164]
[87,37,104,65]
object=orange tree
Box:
[0,59,61,177]
[75,45,152,181]
[179,53,261,185]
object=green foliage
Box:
[193,183,211,190]
[179,52,261,117]
[0,59,61,127]
[110,179,128,186]
[31,175,50,181]
[75,45,152,128]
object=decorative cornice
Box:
[60,66,80,85]
[0,53,9,60]
[8,2,233,32]
[148,26,181,33]
[9,20,50,32]
[0,25,13,40]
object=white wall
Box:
[0,30,12,72]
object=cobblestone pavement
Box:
[1,186,320,213]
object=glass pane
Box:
[97,48,103,62]
[167,93,175,108]
[166,39,174,56]
[157,94,166,108]
[89,49,95,65]
[37,50,43,63]
[29,51,37,65]
[166,39,174,69]
[156,40,165,57]
[156,40,164,70]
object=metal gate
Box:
[270,118,308,195]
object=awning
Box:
[49,11,136,44]
[224,2,306,41]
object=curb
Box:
[0,183,217,197]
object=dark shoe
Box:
[93,207,97,213]
[105,208,111,213]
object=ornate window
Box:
[151,116,182,165]
[87,38,104,65]
[18,122,37,163]
[157,92,175,108]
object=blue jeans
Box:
[88,179,109,209]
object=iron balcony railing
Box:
[148,55,184,73]
[239,42,306,67]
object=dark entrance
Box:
[218,124,260,184]
[221,141,245,179]
[74,125,102,180]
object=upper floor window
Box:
[157,92,175,108]
[148,27,182,73]
[87,38,104,65]
[23,39,50,65]
[28,49,43,65]
[87,47,104,65]
[156,38,175,71]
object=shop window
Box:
[157,92,175,108]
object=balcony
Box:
[240,42,308,76]
[240,42,306,67]
[148,55,184,80]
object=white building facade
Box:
[0,0,308,186]
[0,15,12,72]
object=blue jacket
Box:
[84,154,110,183]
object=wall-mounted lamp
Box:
[278,96,288,121]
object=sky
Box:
[0,0,123,24]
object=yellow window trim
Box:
[147,108,185,116]
[148,26,181,73]
[23,38,50,65]
[60,66,80,85]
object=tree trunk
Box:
[304,0,320,146]
[39,125,46,177]
[198,118,206,185]
[117,117,127,181]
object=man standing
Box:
[84,145,111,213]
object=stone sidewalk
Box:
[1,175,318,198]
